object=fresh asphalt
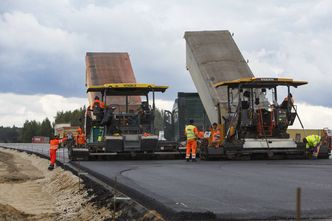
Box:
[77,159,332,220]
[1,143,332,220]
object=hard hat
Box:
[77,128,82,132]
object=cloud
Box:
[0,0,331,126]
[155,99,174,111]
[290,102,332,129]
[0,93,87,127]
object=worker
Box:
[197,130,205,140]
[210,123,222,147]
[75,128,86,147]
[91,96,105,123]
[93,96,105,109]
[185,119,198,162]
[97,130,103,142]
[65,132,74,148]
[48,135,63,170]
[303,134,321,159]
[280,93,294,109]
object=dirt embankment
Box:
[0,148,111,221]
[0,148,165,221]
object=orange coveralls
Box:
[211,129,222,147]
[93,99,105,108]
[49,139,60,166]
[75,131,86,146]
[185,125,198,159]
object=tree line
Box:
[0,108,85,143]
[0,107,163,143]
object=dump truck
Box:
[68,53,179,160]
[163,92,210,152]
[184,30,329,159]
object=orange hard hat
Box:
[77,128,82,132]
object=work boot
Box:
[192,158,197,162]
[48,164,54,170]
[186,158,190,162]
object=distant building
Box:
[32,136,50,143]
[54,123,80,138]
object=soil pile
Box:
[0,148,111,221]
[0,147,165,221]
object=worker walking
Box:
[48,135,63,170]
[185,119,198,162]
[303,134,321,159]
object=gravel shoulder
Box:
[0,147,111,221]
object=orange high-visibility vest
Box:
[198,131,204,139]
[212,129,221,142]
[50,139,60,150]
[76,133,86,145]
[93,99,105,108]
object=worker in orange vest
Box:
[185,119,198,162]
[210,123,222,147]
[48,135,63,170]
[197,127,204,140]
[93,96,105,109]
[75,128,86,147]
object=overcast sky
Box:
[0,0,331,128]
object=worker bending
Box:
[48,135,65,170]
[185,119,198,162]
[303,134,321,159]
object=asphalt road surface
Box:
[2,143,332,220]
[77,159,332,220]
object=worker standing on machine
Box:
[93,96,105,108]
[185,119,198,162]
[75,128,86,147]
[48,135,64,170]
[210,123,222,147]
[303,134,321,159]
[280,93,294,109]
[91,96,105,123]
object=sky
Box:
[0,0,331,128]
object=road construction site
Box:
[1,143,332,220]
[1,30,331,221]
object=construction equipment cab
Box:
[68,83,169,160]
[210,77,309,159]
